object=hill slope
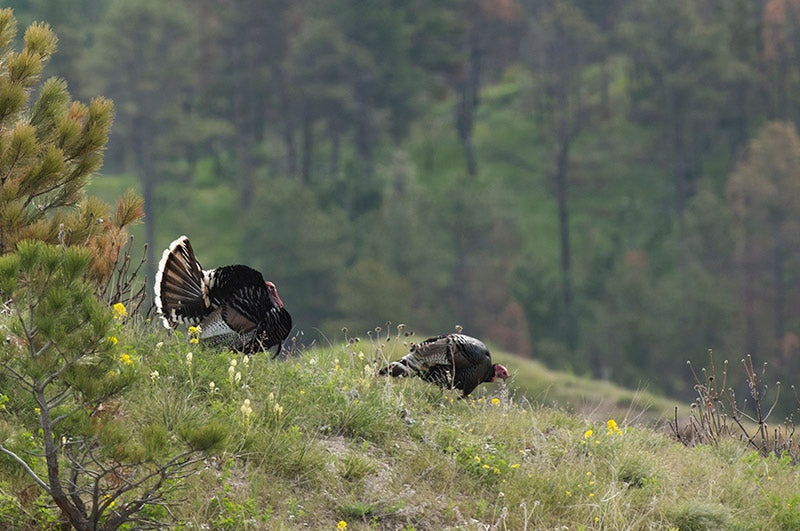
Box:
[2,326,799,530]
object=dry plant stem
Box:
[97,236,147,313]
[672,350,800,461]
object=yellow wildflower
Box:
[584,429,593,439]
[112,302,127,319]
[337,522,347,530]
[120,353,133,365]
[491,398,500,404]
[108,336,118,345]
[103,493,116,508]
[483,464,490,469]
[511,463,520,468]
[565,490,571,496]
[589,493,595,497]
[190,337,199,344]
[586,471,592,476]
[188,326,199,335]
[607,419,623,435]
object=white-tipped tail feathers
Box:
[154,236,208,329]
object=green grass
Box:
[2,323,800,530]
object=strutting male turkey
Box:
[379,334,510,397]
[154,236,292,357]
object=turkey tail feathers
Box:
[379,356,419,377]
[154,235,207,328]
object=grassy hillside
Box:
[2,324,799,530]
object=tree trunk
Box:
[554,133,576,352]
[273,64,297,177]
[772,217,786,360]
[238,135,255,209]
[134,116,157,290]
[672,104,688,215]
[454,13,482,179]
[38,388,90,530]
[329,118,340,177]
[302,105,314,185]
[743,226,758,356]
[455,81,478,177]
[355,99,374,181]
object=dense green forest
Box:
[7,0,800,400]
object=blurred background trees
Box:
[8,0,800,401]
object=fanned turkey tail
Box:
[154,235,208,328]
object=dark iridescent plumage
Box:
[378,334,509,396]
[154,236,292,357]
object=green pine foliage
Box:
[0,241,226,530]
[0,8,142,286]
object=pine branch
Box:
[0,444,50,493]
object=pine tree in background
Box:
[0,8,143,300]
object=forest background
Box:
[8,0,800,404]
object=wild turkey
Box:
[154,236,292,357]
[379,334,510,397]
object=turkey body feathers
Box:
[379,334,496,396]
[154,236,292,356]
